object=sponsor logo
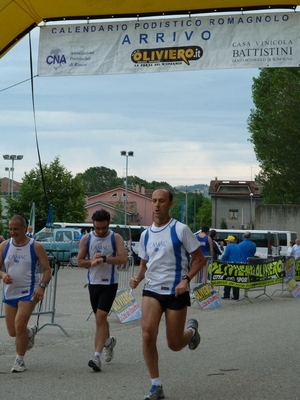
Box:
[131,46,203,66]
[46,49,66,70]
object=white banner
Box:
[38,12,300,77]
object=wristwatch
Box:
[39,282,48,288]
[182,275,191,283]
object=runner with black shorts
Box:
[77,209,128,372]
[130,189,206,400]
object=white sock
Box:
[94,352,101,358]
[188,327,196,337]
[151,378,162,387]
[105,337,112,347]
[16,355,24,361]
[28,327,34,338]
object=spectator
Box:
[291,238,300,259]
[221,235,242,300]
[26,226,34,238]
[196,226,214,258]
[75,228,87,241]
[209,229,222,260]
[287,240,295,256]
[239,231,256,262]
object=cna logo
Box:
[46,48,67,70]
[131,46,203,66]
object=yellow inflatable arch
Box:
[0,0,299,57]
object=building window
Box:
[111,193,118,197]
[229,209,238,220]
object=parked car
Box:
[34,227,81,265]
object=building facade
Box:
[209,179,262,229]
[85,183,154,226]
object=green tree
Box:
[248,67,300,203]
[171,191,205,230]
[8,157,87,231]
[196,197,212,228]
[78,166,120,196]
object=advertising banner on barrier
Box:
[294,258,300,281]
[111,289,142,323]
[38,12,300,77]
[285,278,300,297]
[211,258,285,288]
[192,283,222,309]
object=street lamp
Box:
[3,154,24,198]
[4,167,13,196]
[120,150,134,225]
[250,192,254,229]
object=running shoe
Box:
[104,336,116,362]
[27,324,38,350]
[88,355,101,371]
[187,318,201,350]
[11,358,26,373]
[143,385,165,400]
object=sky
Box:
[0,21,261,188]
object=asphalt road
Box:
[1,266,300,400]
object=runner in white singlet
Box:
[0,215,51,373]
[130,189,206,400]
[77,209,128,372]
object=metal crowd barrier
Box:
[0,257,69,337]
[190,256,213,303]
[192,256,212,284]
[271,255,295,297]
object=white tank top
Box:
[139,219,199,295]
[86,230,118,285]
[3,238,39,300]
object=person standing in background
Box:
[196,226,214,258]
[26,226,34,238]
[291,238,300,259]
[287,240,295,256]
[209,229,222,260]
[196,226,214,283]
[221,235,242,300]
[239,231,256,262]
[75,228,87,241]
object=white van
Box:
[129,225,149,264]
[53,222,132,252]
[196,229,280,258]
[275,231,297,255]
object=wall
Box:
[254,205,300,232]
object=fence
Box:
[209,256,295,303]
[0,256,69,336]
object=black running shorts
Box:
[143,290,191,310]
[88,283,118,313]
